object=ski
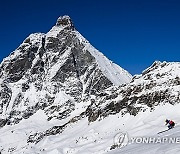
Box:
[157,128,173,134]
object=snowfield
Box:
[1,103,180,153]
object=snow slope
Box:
[109,103,180,154]
[74,30,132,86]
[0,61,179,153]
[83,43,131,86]
[1,103,180,153]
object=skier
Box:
[158,119,176,134]
[165,119,175,129]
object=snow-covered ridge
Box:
[73,30,132,86]
[83,43,132,85]
[134,61,180,86]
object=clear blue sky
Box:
[0,0,180,75]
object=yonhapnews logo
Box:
[114,132,129,148]
[114,132,180,149]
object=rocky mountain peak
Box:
[55,15,74,30]
[0,15,132,128]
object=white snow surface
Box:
[1,103,180,153]
[46,26,64,38]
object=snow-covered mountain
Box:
[0,15,180,154]
[0,15,132,126]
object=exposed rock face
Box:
[56,15,75,30]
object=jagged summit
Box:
[56,15,74,30]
